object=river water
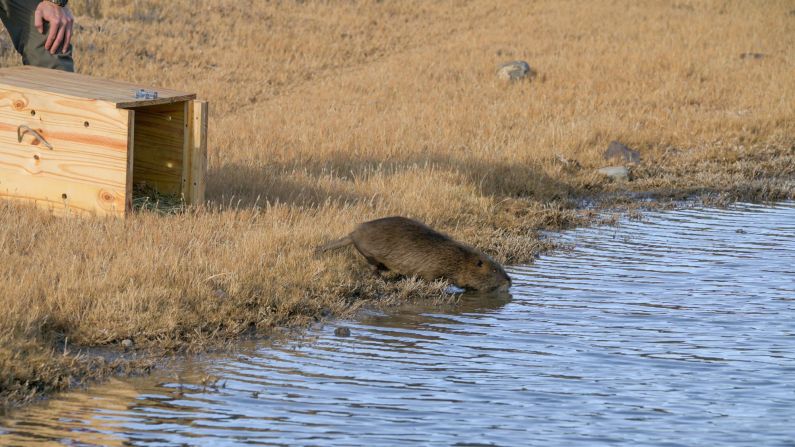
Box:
[1,202,794,446]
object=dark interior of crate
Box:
[130,101,187,209]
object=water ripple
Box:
[1,202,794,446]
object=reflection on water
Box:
[2,202,794,446]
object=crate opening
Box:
[130,101,188,211]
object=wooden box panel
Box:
[0,67,206,218]
[186,100,208,205]
[0,86,132,217]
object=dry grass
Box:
[1,0,794,408]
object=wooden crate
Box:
[0,66,207,218]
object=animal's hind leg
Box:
[366,261,407,281]
[352,243,386,275]
[365,257,390,277]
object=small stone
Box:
[739,52,765,60]
[213,289,228,300]
[604,141,641,164]
[334,327,351,337]
[735,228,747,234]
[497,60,536,81]
[597,166,630,182]
[121,339,134,350]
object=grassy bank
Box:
[1,0,793,408]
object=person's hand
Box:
[34,1,74,54]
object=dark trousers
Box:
[0,0,74,71]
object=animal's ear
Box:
[477,260,484,267]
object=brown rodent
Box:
[316,216,511,292]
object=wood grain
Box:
[0,68,207,217]
[0,86,130,217]
[125,110,135,213]
[0,66,195,109]
[130,102,185,196]
[185,100,208,205]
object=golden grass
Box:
[1,0,794,407]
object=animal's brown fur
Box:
[317,216,511,291]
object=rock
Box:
[604,141,641,164]
[739,52,765,60]
[497,61,536,81]
[597,166,630,182]
[334,327,351,337]
[121,339,134,350]
[213,289,228,300]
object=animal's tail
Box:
[314,235,353,255]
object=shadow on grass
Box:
[206,151,576,208]
[207,163,366,208]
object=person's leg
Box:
[0,0,74,71]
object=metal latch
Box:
[135,89,159,100]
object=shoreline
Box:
[2,156,792,413]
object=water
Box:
[2,202,794,446]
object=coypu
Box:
[316,216,511,292]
